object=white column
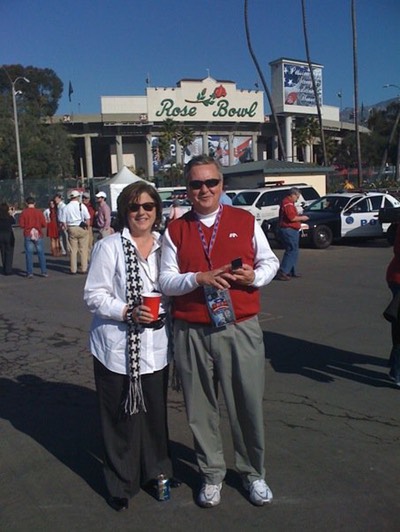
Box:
[146,134,154,178]
[229,133,235,165]
[202,133,208,155]
[305,144,311,163]
[176,140,182,166]
[285,115,293,161]
[116,135,124,171]
[252,134,257,161]
[84,135,93,178]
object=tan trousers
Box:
[67,226,89,273]
[174,316,266,485]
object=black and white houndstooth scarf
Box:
[121,235,147,415]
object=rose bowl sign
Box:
[147,78,263,123]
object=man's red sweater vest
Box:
[168,206,260,324]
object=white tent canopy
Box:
[98,166,152,210]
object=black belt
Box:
[142,313,166,330]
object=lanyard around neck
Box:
[195,205,223,270]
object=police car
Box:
[268,191,400,249]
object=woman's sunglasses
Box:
[128,202,156,212]
[188,178,221,190]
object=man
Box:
[59,190,90,274]
[95,191,113,238]
[82,192,96,255]
[276,187,309,281]
[160,155,279,508]
[53,194,68,255]
[19,196,48,278]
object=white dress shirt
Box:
[59,200,90,226]
[159,208,280,296]
[84,227,170,375]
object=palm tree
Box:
[351,0,363,186]
[301,0,327,166]
[244,0,286,160]
[293,117,318,162]
[176,126,195,166]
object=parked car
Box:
[232,183,320,231]
[225,189,245,200]
[267,191,400,249]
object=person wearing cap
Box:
[59,190,91,274]
[95,191,113,239]
[82,192,96,255]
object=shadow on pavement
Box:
[0,374,107,498]
[263,331,391,387]
[0,374,202,499]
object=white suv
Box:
[232,184,320,230]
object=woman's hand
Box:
[133,304,154,324]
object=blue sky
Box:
[1,0,399,116]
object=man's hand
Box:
[227,263,255,286]
[196,264,232,289]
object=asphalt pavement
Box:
[1,229,398,531]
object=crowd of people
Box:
[1,155,398,515]
[0,189,114,278]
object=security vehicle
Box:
[267,191,400,249]
[232,183,320,230]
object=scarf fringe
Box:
[124,376,147,415]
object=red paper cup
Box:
[142,292,161,320]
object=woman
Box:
[385,223,400,387]
[44,200,60,256]
[84,182,177,511]
[0,203,15,275]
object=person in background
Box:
[220,187,233,205]
[84,182,178,512]
[168,199,185,223]
[343,178,355,190]
[276,187,309,281]
[0,203,16,275]
[160,155,279,508]
[44,199,61,256]
[19,196,48,279]
[53,194,68,256]
[385,223,400,387]
[95,191,114,239]
[59,190,90,275]
[82,192,96,255]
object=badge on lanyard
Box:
[196,206,235,327]
[204,285,236,328]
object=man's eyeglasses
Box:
[188,178,221,190]
[128,202,156,212]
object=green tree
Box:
[176,125,195,166]
[293,117,319,162]
[0,64,73,181]
[156,119,195,184]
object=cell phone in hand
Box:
[231,257,243,270]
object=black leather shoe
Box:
[107,496,129,511]
[275,271,291,281]
[169,477,182,488]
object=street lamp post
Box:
[382,84,400,181]
[11,76,30,205]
